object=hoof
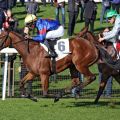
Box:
[29,96,38,102]
[54,93,62,103]
[71,86,81,98]
[20,94,26,98]
[94,100,98,104]
[27,94,38,102]
[54,97,60,103]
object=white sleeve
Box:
[103,16,120,41]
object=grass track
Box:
[0,98,120,120]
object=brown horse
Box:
[76,27,120,103]
[0,30,98,98]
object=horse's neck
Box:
[86,32,99,44]
[10,32,29,57]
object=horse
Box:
[0,30,99,99]
[76,27,120,104]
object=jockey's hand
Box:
[104,28,109,32]
[24,34,32,40]
[98,37,104,42]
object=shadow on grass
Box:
[65,101,120,108]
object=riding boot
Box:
[44,40,57,58]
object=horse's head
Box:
[0,31,11,50]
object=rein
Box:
[0,31,30,54]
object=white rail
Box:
[0,48,18,100]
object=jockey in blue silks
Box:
[24,14,64,58]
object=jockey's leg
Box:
[46,25,64,39]
[44,40,57,58]
[44,25,64,58]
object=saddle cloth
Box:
[41,38,70,61]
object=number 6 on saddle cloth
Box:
[42,38,70,60]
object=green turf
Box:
[0,98,120,120]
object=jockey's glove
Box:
[24,34,32,40]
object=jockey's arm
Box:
[103,16,120,42]
[32,27,47,42]
[103,28,118,42]
[24,27,29,35]
[32,34,45,42]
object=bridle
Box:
[0,31,27,48]
[0,32,10,48]
[0,31,38,53]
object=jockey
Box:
[24,14,64,58]
[98,10,120,43]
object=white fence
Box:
[0,48,18,100]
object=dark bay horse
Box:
[0,30,98,98]
[76,27,120,103]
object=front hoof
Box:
[28,94,38,102]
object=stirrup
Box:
[50,52,58,58]
[44,52,57,58]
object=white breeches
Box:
[46,25,64,40]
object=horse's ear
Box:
[81,26,88,32]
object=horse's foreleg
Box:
[20,72,35,87]
[40,74,49,96]
[20,72,35,95]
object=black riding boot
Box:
[44,40,57,58]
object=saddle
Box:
[106,43,116,58]
[98,42,117,64]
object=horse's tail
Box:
[97,45,120,70]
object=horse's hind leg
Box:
[55,65,81,99]
[76,65,96,88]
[70,65,81,87]
[94,76,109,104]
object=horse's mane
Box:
[86,31,99,43]
[10,31,39,45]
[11,31,25,40]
